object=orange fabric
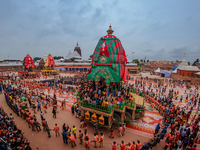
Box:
[100,135,104,142]
[26,117,30,123]
[111,131,114,136]
[136,143,141,150]
[78,132,83,138]
[54,126,59,132]
[112,144,117,150]
[84,133,89,140]
[119,127,123,132]
[70,135,75,142]
[30,120,34,125]
[120,144,126,150]
[86,140,90,147]
[94,135,98,142]
[130,144,136,150]
[42,121,46,125]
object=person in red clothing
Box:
[120,140,126,150]
[30,118,35,131]
[112,141,117,150]
[26,116,31,128]
[69,133,76,148]
[85,137,90,150]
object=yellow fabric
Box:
[72,127,76,134]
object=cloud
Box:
[0,0,200,63]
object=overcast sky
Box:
[0,0,200,62]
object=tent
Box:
[171,66,178,71]
[160,70,171,78]
[154,68,161,76]
[154,68,160,73]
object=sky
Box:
[0,0,200,63]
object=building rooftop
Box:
[180,66,200,71]
[177,55,188,69]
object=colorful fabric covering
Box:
[87,65,121,83]
[90,34,127,81]
[23,54,35,69]
[44,54,56,67]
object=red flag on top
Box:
[99,41,109,57]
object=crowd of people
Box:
[132,79,199,150]
[1,74,200,150]
[0,107,31,150]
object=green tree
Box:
[147,60,149,63]
[140,59,143,62]
[33,57,41,62]
[53,56,63,60]
[192,58,199,66]
[70,57,78,61]
[132,59,140,65]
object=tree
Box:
[192,58,199,66]
[188,62,191,65]
[33,57,41,62]
[132,59,140,65]
[70,57,78,61]
[140,59,143,62]
[53,56,63,60]
[147,60,149,63]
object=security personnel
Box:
[99,133,104,148]
[78,130,83,144]
[85,137,90,150]
[112,141,117,150]
[120,140,126,150]
[130,141,136,150]
[30,118,35,131]
[42,118,47,131]
[69,133,76,148]
[53,124,60,137]
[84,131,89,141]
[136,140,141,150]
[26,116,31,128]
[92,133,98,148]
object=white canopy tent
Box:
[154,68,161,73]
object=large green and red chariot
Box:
[78,26,145,128]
